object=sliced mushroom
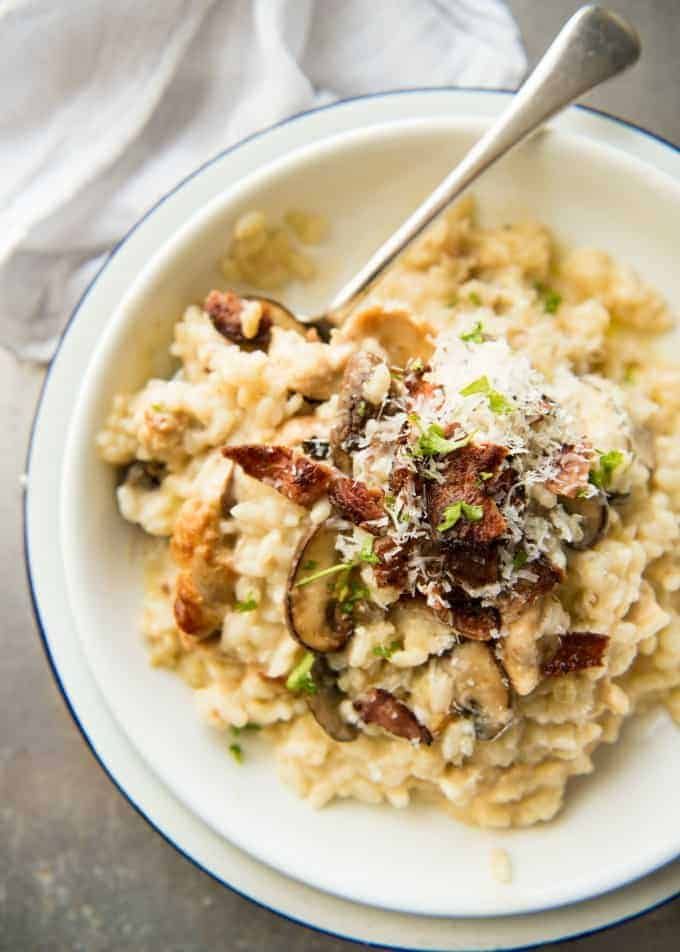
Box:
[329,350,385,472]
[337,305,433,367]
[123,460,166,491]
[306,657,358,742]
[563,491,609,550]
[446,641,512,740]
[353,688,432,745]
[285,523,354,653]
[250,296,333,343]
[498,602,543,696]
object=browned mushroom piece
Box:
[353,688,432,745]
[542,632,609,677]
[285,523,355,653]
[329,351,386,472]
[446,641,513,740]
[563,492,609,550]
[306,657,358,742]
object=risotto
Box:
[97,199,680,828]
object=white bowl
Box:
[56,103,680,920]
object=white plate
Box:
[27,89,680,946]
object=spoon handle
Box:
[329,5,639,314]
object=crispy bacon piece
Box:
[373,536,410,588]
[354,688,432,745]
[205,290,271,348]
[224,444,384,529]
[328,477,384,531]
[427,443,508,544]
[542,633,609,677]
[223,445,333,507]
[544,443,592,498]
[446,542,499,588]
[499,557,563,620]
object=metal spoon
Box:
[268,5,640,339]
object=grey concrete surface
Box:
[2,2,679,950]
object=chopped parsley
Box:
[459,375,513,414]
[372,640,402,660]
[409,416,475,458]
[479,471,493,481]
[623,364,638,385]
[407,357,424,373]
[296,562,352,587]
[151,403,164,412]
[589,450,626,490]
[301,559,318,571]
[460,321,485,344]
[534,282,562,314]
[286,652,318,695]
[357,399,367,418]
[359,539,380,565]
[229,743,244,764]
[234,594,258,613]
[384,493,396,509]
[231,723,261,736]
[513,549,528,570]
[338,578,370,614]
[436,500,484,533]
[468,291,482,306]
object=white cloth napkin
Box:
[0,0,526,362]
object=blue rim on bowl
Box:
[24,87,679,951]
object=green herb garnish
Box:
[468,291,482,306]
[301,560,318,571]
[359,539,380,565]
[589,450,626,490]
[436,500,483,533]
[286,652,318,695]
[459,375,513,414]
[234,595,258,613]
[410,419,475,458]
[534,282,562,314]
[513,549,528,570]
[357,400,367,418]
[151,403,164,412]
[408,357,424,373]
[296,562,352,587]
[229,743,244,764]
[372,640,402,660]
[479,471,493,481]
[231,723,261,736]
[460,321,485,344]
[623,364,638,385]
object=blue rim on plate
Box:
[23,87,679,951]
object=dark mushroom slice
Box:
[354,688,432,745]
[329,350,386,472]
[223,444,333,507]
[563,491,609,550]
[285,523,354,653]
[306,657,358,742]
[248,296,334,343]
[446,641,513,740]
[123,460,166,491]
